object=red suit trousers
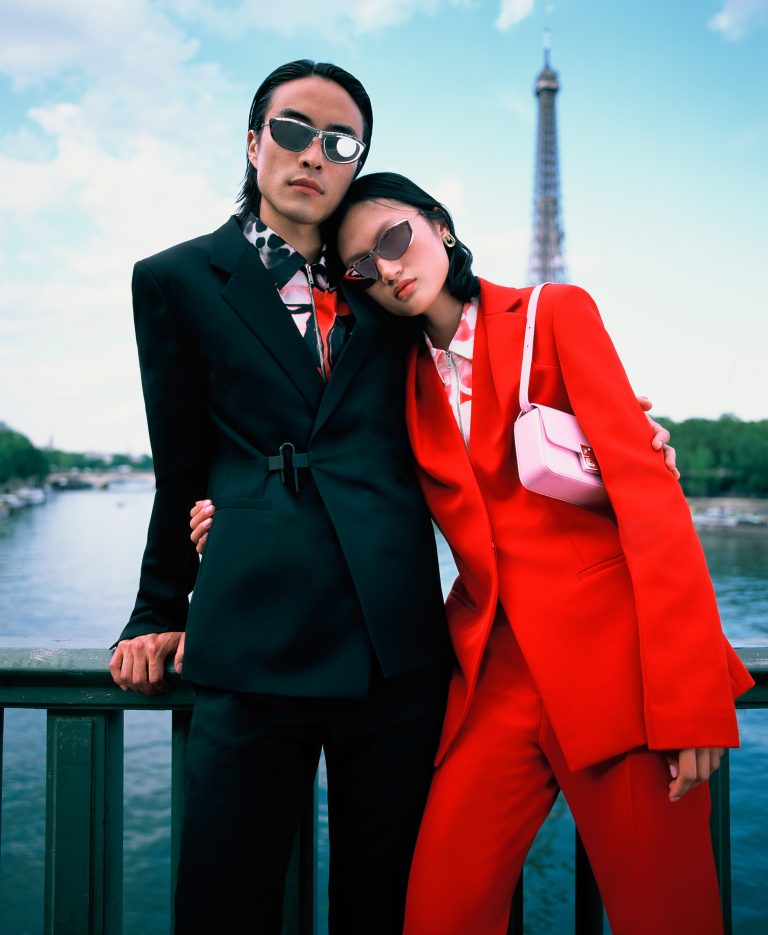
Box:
[403,615,723,935]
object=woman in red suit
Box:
[329,173,753,935]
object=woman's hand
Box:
[636,395,679,479]
[665,747,724,801]
[190,499,214,554]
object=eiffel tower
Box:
[527,34,568,284]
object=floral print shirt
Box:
[242,214,354,380]
[424,299,479,448]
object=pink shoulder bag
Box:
[513,283,608,508]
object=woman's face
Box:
[337,199,451,317]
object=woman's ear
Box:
[428,209,449,240]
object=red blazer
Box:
[406,280,754,771]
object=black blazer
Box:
[118,217,449,697]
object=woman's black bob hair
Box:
[327,172,480,302]
[236,59,373,223]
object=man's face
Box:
[248,76,365,235]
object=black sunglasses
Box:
[259,116,366,165]
[343,219,414,288]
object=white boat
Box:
[692,507,739,527]
[15,487,47,505]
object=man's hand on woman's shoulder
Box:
[637,395,679,479]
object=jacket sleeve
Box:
[549,284,752,750]
[115,259,210,643]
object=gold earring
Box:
[442,231,456,248]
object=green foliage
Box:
[43,449,110,472]
[0,422,152,486]
[656,415,768,496]
[3,416,768,497]
[43,450,153,472]
[0,423,49,485]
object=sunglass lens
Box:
[344,263,376,288]
[353,256,378,281]
[269,119,312,152]
[324,135,363,163]
[378,221,413,260]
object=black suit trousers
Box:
[174,661,450,935]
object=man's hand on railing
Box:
[666,747,725,802]
[637,396,679,479]
[109,631,185,695]
[191,500,213,555]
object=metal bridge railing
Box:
[1,641,766,935]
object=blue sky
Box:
[1,0,766,453]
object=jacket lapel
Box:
[211,217,324,411]
[480,280,527,439]
[406,338,499,687]
[408,338,485,507]
[310,285,380,438]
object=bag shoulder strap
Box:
[519,282,549,413]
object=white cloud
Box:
[0,113,236,451]
[167,0,472,38]
[707,0,768,40]
[0,0,199,89]
[0,0,246,451]
[496,0,535,32]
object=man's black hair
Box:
[236,59,373,222]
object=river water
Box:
[0,485,766,934]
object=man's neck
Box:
[259,210,323,263]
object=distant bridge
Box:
[48,470,155,490]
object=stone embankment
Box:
[688,497,768,527]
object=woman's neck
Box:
[423,289,465,350]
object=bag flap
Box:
[535,404,590,452]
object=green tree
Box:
[0,423,49,485]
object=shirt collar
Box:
[241,213,335,292]
[425,298,479,366]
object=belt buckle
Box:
[279,442,300,492]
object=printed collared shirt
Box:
[241,213,354,379]
[424,298,479,448]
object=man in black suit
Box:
[109,60,450,934]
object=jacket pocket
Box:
[216,497,272,510]
[577,554,626,579]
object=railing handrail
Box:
[1,639,766,703]
[3,639,767,674]
[0,641,195,710]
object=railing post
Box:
[281,778,318,935]
[575,831,603,935]
[44,709,124,935]
[0,707,4,860]
[506,874,524,934]
[170,708,192,931]
[709,750,732,935]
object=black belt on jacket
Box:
[267,443,311,493]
